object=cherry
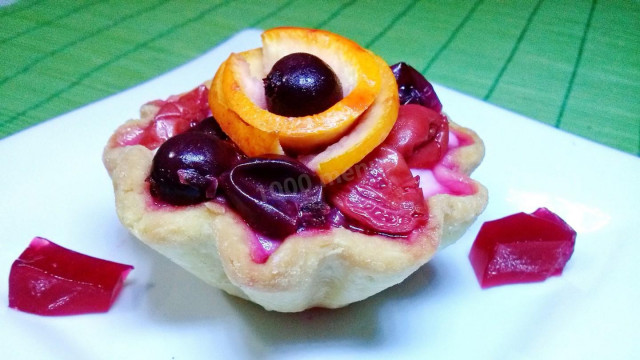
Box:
[188,116,228,140]
[264,52,343,117]
[149,132,244,205]
[328,146,427,235]
[220,155,329,238]
[383,104,449,169]
[390,62,442,112]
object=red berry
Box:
[383,104,449,169]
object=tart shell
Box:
[103,95,487,312]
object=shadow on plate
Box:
[228,262,438,352]
[125,228,440,350]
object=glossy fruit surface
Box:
[384,104,449,169]
[469,208,576,288]
[188,116,228,140]
[220,155,329,238]
[149,132,244,205]
[390,62,442,112]
[264,52,343,117]
[9,237,133,316]
[328,146,427,235]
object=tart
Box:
[103,27,487,312]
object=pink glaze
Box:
[411,129,477,198]
[250,234,283,264]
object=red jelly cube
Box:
[469,208,576,288]
[8,237,133,316]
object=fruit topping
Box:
[469,208,577,289]
[303,54,399,183]
[210,27,397,183]
[264,52,343,117]
[112,85,210,149]
[390,62,442,112]
[149,131,244,205]
[209,59,284,157]
[383,104,449,169]
[328,146,427,235]
[220,155,330,238]
[9,237,133,316]
[188,116,229,140]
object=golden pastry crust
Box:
[103,95,487,312]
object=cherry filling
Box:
[111,85,211,150]
[383,104,449,169]
[121,61,476,261]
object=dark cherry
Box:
[390,62,442,112]
[263,52,343,117]
[220,155,329,238]
[189,116,228,140]
[149,132,244,205]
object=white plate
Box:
[1,29,638,360]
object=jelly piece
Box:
[149,131,244,205]
[328,146,427,235]
[469,208,576,288]
[383,104,449,169]
[220,155,330,239]
[390,62,442,112]
[264,52,343,117]
[8,237,133,316]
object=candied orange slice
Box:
[305,54,398,183]
[209,59,284,156]
[209,27,398,183]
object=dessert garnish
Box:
[9,237,133,316]
[263,52,343,117]
[469,208,576,288]
[103,27,488,311]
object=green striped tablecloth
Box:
[1,0,638,155]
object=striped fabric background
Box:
[1,0,638,155]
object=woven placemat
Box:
[1,0,638,155]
